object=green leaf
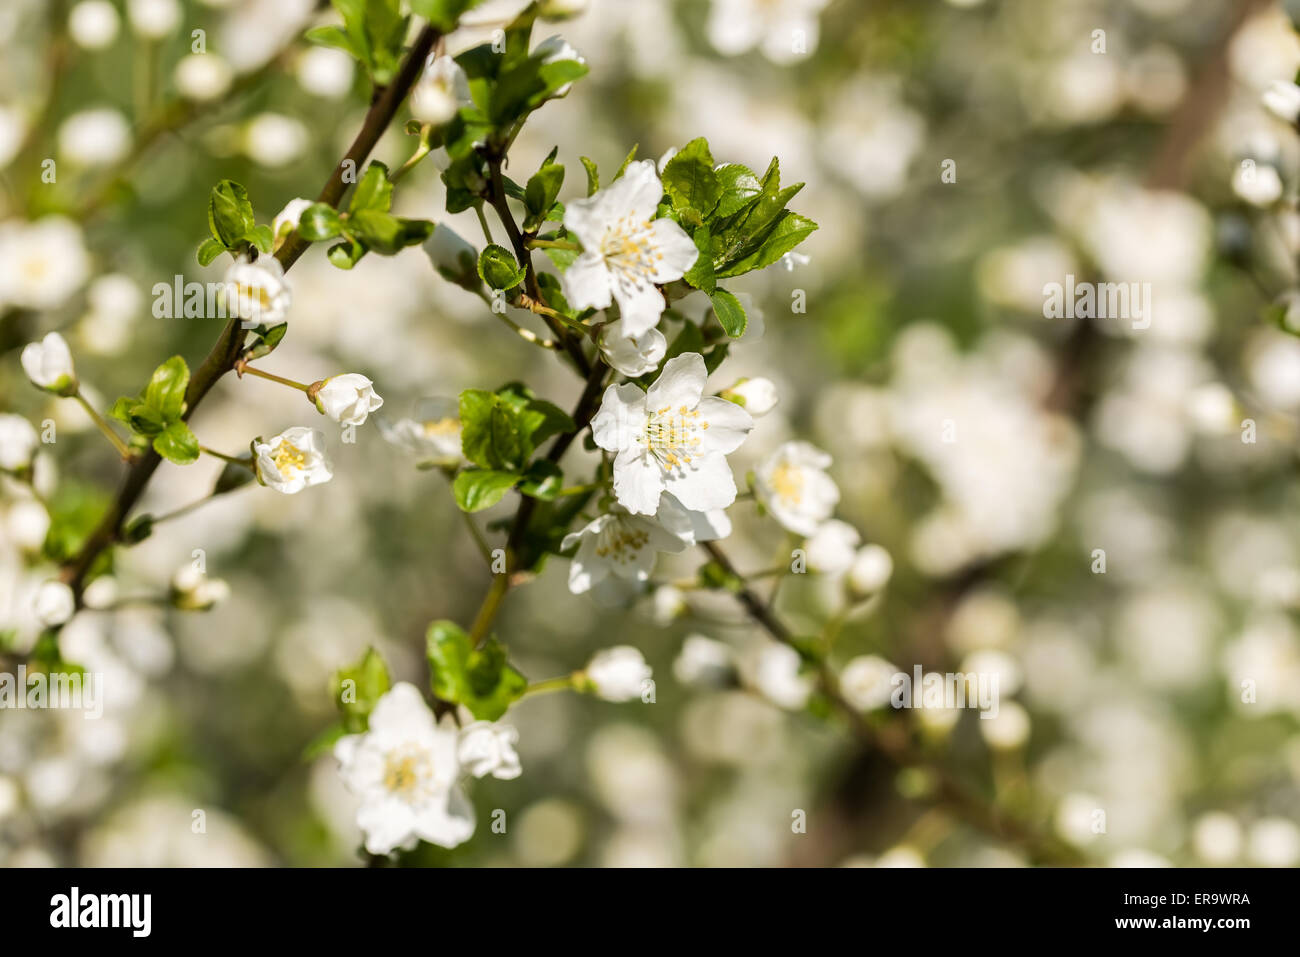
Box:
[153,421,200,465]
[518,459,562,500]
[143,356,190,422]
[713,164,763,219]
[331,647,391,733]
[477,244,527,291]
[121,514,154,545]
[350,209,407,255]
[580,156,599,195]
[349,161,393,214]
[214,459,256,494]
[615,144,639,179]
[242,322,288,362]
[298,203,343,242]
[247,224,274,255]
[327,238,366,270]
[305,25,360,59]
[709,289,747,338]
[525,399,575,446]
[662,137,720,218]
[453,468,521,512]
[682,225,715,293]
[302,722,348,761]
[197,237,225,266]
[715,211,817,279]
[425,620,527,721]
[524,161,565,231]
[208,180,256,249]
[409,0,485,33]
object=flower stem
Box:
[73,391,133,460]
[521,674,577,698]
[199,445,250,467]
[237,362,313,393]
[525,238,580,251]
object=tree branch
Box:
[60,25,444,599]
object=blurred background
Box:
[4,0,1300,867]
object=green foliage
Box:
[523,154,565,231]
[307,0,410,85]
[41,481,112,564]
[331,647,392,733]
[454,468,522,512]
[477,244,528,291]
[409,0,486,32]
[656,141,817,331]
[709,289,747,338]
[108,357,200,464]
[426,620,527,721]
[322,161,433,268]
[201,180,272,262]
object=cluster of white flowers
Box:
[334,683,521,855]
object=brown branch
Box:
[60,25,443,599]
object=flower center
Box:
[602,215,664,284]
[769,461,803,504]
[272,439,307,477]
[594,519,650,564]
[383,746,434,799]
[641,404,709,469]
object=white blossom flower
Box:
[805,519,861,573]
[591,352,753,515]
[754,440,839,536]
[598,319,666,377]
[0,414,39,471]
[69,1,121,50]
[423,225,480,290]
[848,543,893,597]
[33,580,75,627]
[271,197,313,246]
[21,332,77,394]
[562,506,688,605]
[0,217,91,311]
[561,160,699,336]
[839,655,896,711]
[378,398,462,468]
[6,500,50,551]
[315,374,384,427]
[673,634,735,687]
[720,377,778,416]
[1264,80,1300,124]
[1232,161,1283,207]
[223,255,291,326]
[174,53,233,101]
[170,565,231,612]
[126,0,180,39]
[242,113,307,168]
[534,35,584,95]
[410,55,470,126]
[57,108,131,166]
[457,721,522,780]
[753,642,812,710]
[334,682,475,854]
[585,646,652,701]
[253,427,333,494]
[707,0,829,64]
[296,46,355,99]
[0,107,26,170]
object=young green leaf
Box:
[425,620,527,721]
[662,137,721,219]
[297,203,343,242]
[143,356,190,422]
[331,647,392,733]
[208,180,256,249]
[197,237,226,266]
[153,420,200,465]
[477,244,527,291]
[709,288,747,338]
[349,160,394,214]
[453,468,521,512]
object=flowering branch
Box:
[58,23,443,599]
